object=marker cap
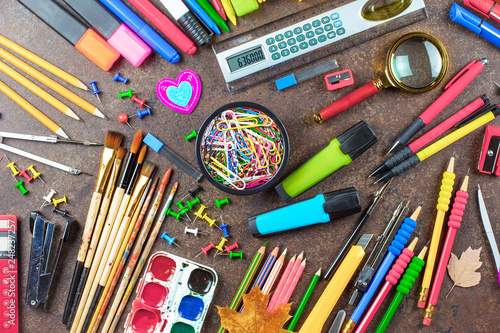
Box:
[337,121,378,160]
[323,187,361,220]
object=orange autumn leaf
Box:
[217,287,293,333]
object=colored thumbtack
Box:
[27,165,45,183]
[89,81,101,103]
[180,186,203,202]
[225,241,239,253]
[137,108,152,119]
[19,169,33,182]
[215,197,229,209]
[184,129,197,142]
[184,226,208,237]
[220,223,230,238]
[166,209,182,220]
[179,208,190,219]
[229,251,244,259]
[118,113,134,129]
[176,201,186,210]
[131,95,151,108]
[5,157,20,176]
[194,204,207,219]
[113,72,128,84]
[53,207,72,218]
[14,181,28,195]
[195,242,215,257]
[203,214,218,228]
[53,196,67,207]
[118,89,139,99]
[186,197,200,210]
[161,232,181,247]
[215,237,228,252]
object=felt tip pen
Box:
[248,188,361,237]
[387,58,487,155]
[126,0,197,55]
[464,0,500,24]
[184,0,222,34]
[17,0,120,71]
[98,0,180,63]
[195,0,229,32]
[450,3,500,48]
[275,121,377,202]
[159,0,212,46]
[63,0,151,67]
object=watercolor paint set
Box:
[124,251,218,333]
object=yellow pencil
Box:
[0,79,70,139]
[220,0,237,25]
[0,34,88,91]
[0,61,80,121]
[0,47,106,119]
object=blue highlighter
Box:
[98,0,180,63]
[248,188,361,237]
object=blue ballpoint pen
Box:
[450,3,500,48]
[341,205,420,333]
[98,0,180,63]
[184,0,221,34]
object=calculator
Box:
[213,0,427,93]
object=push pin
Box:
[4,156,20,176]
[161,232,181,247]
[186,197,200,210]
[137,108,152,119]
[195,242,215,257]
[214,237,228,256]
[224,241,239,253]
[19,169,33,182]
[27,165,45,184]
[53,196,67,207]
[179,207,191,221]
[131,95,151,108]
[166,209,182,220]
[89,81,101,103]
[180,186,203,201]
[118,113,134,129]
[118,109,152,128]
[113,72,128,84]
[229,251,243,259]
[215,197,229,209]
[118,89,139,99]
[42,189,57,208]
[220,223,230,238]
[53,207,73,218]
[176,201,186,210]
[184,226,208,237]
[184,129,197,142]
[193,204,207,222]
[14,180,28,195]
[203,214,218,228]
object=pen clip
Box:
[457,104,499,127]
[444,60,476,90]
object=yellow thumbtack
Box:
[6,162,20,176]
[215,237,228,252]
[194,204,207,219]
[27,165,45,183]
[203,213,218,227]
[53,196,67,207]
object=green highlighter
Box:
[275,121,377,202]
[195,0,229,32]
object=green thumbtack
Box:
[186,197,200,210]
[215,197,229,209]
[184,129,197,142]
[14,181,28,195]
[229,251,243,259]
[118,88,134,99]
[166,209,181,220]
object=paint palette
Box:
[124,252,218,333]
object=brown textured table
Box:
[0,0,499,332]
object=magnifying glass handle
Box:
[314,81,382,124]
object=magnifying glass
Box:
[362,0,414,21]
[314,32,448,124]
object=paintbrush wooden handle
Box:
[78,192,103,262]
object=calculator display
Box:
[226,46,266,72]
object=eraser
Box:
[143,133,164,152]
[108,24,151,67]
[75,29,120,71]
[275,75,297,90]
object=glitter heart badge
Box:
[156,70,201,114]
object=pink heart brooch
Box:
[156,70,201,114]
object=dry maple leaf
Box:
[446,246,482,297]
[217,287,293,333]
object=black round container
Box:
[196,102,289,195]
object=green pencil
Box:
[195,0,230,32]
[217,242,267,333]
[287,268,321,331]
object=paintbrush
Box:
[63,131,122,325]
[66,132,142,329]
[78,160,155,333]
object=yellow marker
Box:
[53,196,67,207]
[221,0,237,25]
[417,156,455,307]
[298,234,372,333]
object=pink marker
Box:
[267,254,296,312]
[63,0,151,67]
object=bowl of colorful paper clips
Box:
[196,102,289,195]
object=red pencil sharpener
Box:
[478,125,500,175]
[325,69,354,91]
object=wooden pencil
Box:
[268,254,296,311]
[262,248,287,295]
[282,258,306,305]
[277,252,304,307]
[0,34,88,90]
[0,79,69,139]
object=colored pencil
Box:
[288,268,321,331]
[276,252,303,307]
[0,61,80,120]
[220,0,236,25]
[0,79,70,139]
[262,248,287,295]
[217,242,267,333]
[282,258,306,305]
[0,34,88,90]
[268,254,296,311]
[0,47,105,119]
[210,0,227,20]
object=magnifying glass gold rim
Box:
[385,32,449,94]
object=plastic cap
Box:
[323,187,361,220]
[337,121,377,160]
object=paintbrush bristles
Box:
[104,131,124,150]
[137,145,147,164]
[140,161,156,179]
[130,130,142,154]
[116,147,127,160]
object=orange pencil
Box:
[262,248,287,295]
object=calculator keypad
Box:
[268,12,344,61]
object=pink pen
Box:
[464,0,500,23]
[267,254,296,311]
[388,58,487,154]
[211,0,227,20]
